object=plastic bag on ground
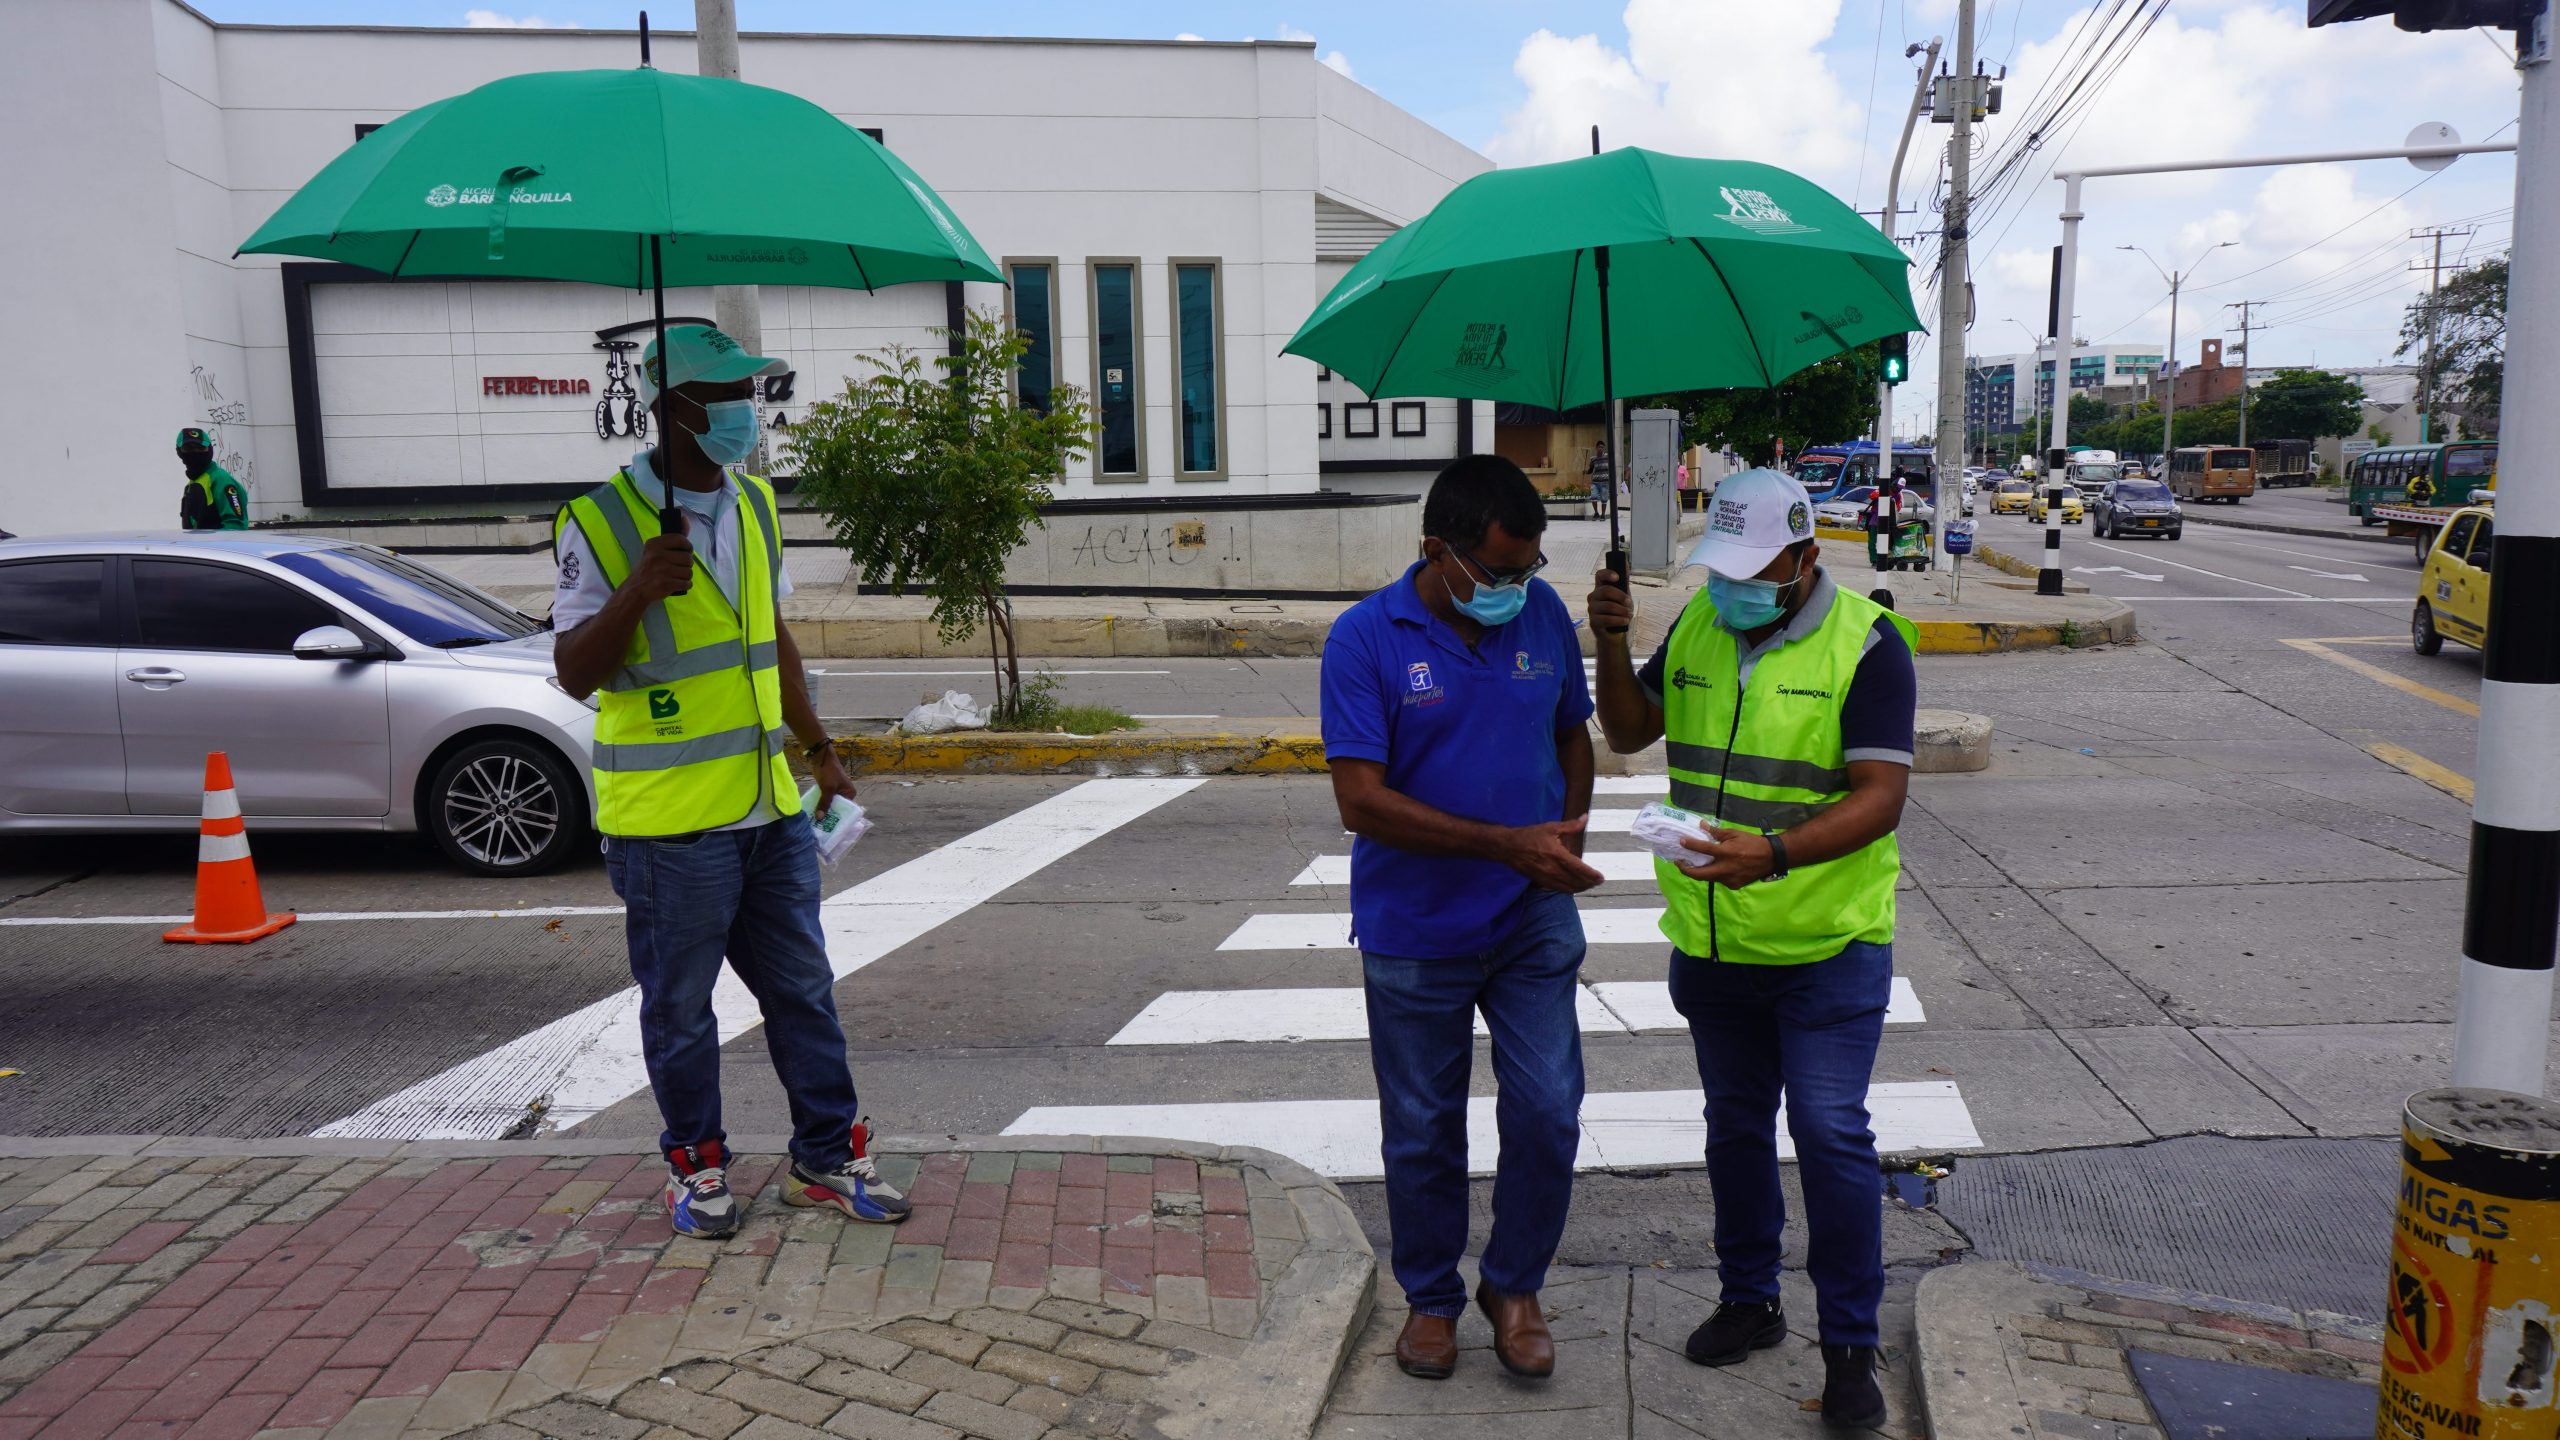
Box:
[1629,800,1719,865]
[900,690,986,735]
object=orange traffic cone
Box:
[162,752,296,945]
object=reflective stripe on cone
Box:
[162,751,296,945]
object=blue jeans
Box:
[1361,888,1587,1316]
[1668,940,1892,1346]
[604,815,857,1171]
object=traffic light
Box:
[1880,333,1910,386]
[2308,0,2528,29]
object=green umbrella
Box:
[240,20,1003,530]
[1282,143,1921,564]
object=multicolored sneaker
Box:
[784,1120,910,1223]
[664,1141,743,1238]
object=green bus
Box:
[2348,441,2497,524]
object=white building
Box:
[1964,343,2166,433]
[5,2,1493,592]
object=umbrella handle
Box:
[1600,547,1630,636]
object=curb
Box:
[1913,1262,2050,1440]
[2180,508,2399,546]
[830,728,1327,777]
[1964,543,2142,649]
[784,613,1331,661]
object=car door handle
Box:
[125,667,187,686]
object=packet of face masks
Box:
[1628,800,1719,866]
[800,786,872,867]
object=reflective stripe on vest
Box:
[1655,581,1917,966]
[555,470,797,837]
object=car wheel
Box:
[425,735,588,877]
[2412,602,2444,657]
[2361,506,2379,527]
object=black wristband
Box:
[1764,832,1791,881]
[803,737,833,761]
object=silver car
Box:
[0,533,596,876]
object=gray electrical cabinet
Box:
[1628,407,1681,574]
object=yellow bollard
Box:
[2381,1088,2560,1438]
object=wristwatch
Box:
[802,736,834,761]
[1762,832,1792,882]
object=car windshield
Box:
[1796,460,1844,488]
[2211,449,2253,469]
[2115,481,2170,502]
[2446,446,2496,477]
[269,547,541,648]
[2000,481,2029,493]
[1835,487,1875,504]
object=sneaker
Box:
[1819,1344,1888,1429]
[784,1120,910,1223]
[1685,1300,1787,1366]
[663,1141,742,1239]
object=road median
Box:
[829,718,1329,776]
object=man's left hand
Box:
[1673,828,1776,888]
[811,747,858,812]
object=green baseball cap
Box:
[638,324,786,406]
[175,427,214,451]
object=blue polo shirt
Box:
[1320,561,1594,959]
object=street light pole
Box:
[2038,174,2082,598]
[1878,36,1943,519]
[2122,241,2234,472]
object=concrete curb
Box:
[1964,543,2142,649]
[1913,1262,2049,1440]
[830,727,1327,777]
[2181,507,2399,546]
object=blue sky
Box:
[196,3,2528,430]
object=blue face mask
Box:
[1708,557,1806,631]
[1440,551,1530,626]
[685,398,761,466]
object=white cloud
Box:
[1320,49,1356,80]
[1487,0,1862,180]
[463,8,559,25]
[1174,32,1206,42]
[1272,22,1317,43]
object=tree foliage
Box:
[1630,343,1884,461]
[2398,256,2505,436]
[2247,369,2365,440]
[785,309,1094,718]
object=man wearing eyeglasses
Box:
[1320,454,1601,1384]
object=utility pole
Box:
[2122,242,2234,473]
[696,0,765,374]
[1930,0,1980,574]
[2411,225,2475,441]
[1878,35,1943,509]
[2225,299,2265,446]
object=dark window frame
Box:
[1087,258,1146,482]
[1004,257,1060,416]
[1390,401,1426,438]
[1318,402,1332,439]
[1168,258,1227,480]
[1344,402,1380,439]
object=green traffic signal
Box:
[1880,333,1909,385]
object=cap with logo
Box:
[174,427,214,452]
[638,323,787,406]
[1686,467,1816,579]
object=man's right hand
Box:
[632,530,695,601]
[1503,815,1606,893]
[1586,568,1636,636]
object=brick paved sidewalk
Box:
[0,1138,1372,1440]
[1913,1261,2385,1440]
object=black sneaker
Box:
[1819,1344,1887,1429]
[1684,1300,1787,1366]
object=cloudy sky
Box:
[202,1,2526,435]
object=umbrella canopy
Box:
[240,66,1003,290]
[1282,147,1920,410]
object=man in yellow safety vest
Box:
[552,323,903,1238]
[1587,465,1918,1431]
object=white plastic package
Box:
[800,786,873,866]
[1628,800,1719,866]
[899,690,987,735]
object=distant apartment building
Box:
[1963,342,2164,435]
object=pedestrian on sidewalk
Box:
[1320,454,1603,1383]
[175,428,248,530]
[1586,465,1919,1430]
[551,323,906,1239]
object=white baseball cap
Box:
[1686,467,1817,579]
[639,323,787,406]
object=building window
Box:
[1007,261,1056,414]
[1172,261,1221,474]
[1090,262,1141,477]
[1318,403,1332,438]
[1391,402,1426,438]
[353,123,382,141]
[1344,402,1379,439]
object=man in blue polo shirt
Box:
[1321,454,1601,1383]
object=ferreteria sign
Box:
[482,376,594,396]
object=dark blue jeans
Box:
[1668,940,1892,1346]
[1361,888,1587,1316]
[604,815,857,1171]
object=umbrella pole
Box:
[650,234,680,535]
[1596,242,1629,635]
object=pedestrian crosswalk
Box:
[1000,779,1985,1182]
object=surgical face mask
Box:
[684,398,761,466]
[1708,555,1806,631]
[1439,549,1530,626]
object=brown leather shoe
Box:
[1475,1279,1556,1378]
[1394,1312,1458,1379]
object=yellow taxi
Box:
[2030,487,2085,524]
[1991,479,2034,515]
[2413,503,2495,655]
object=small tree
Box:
[2398,256,2506,436]
[2248,369,2365,440]
[1633,343,1883,461]
[786,309,1094,720]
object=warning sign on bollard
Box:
[2382,1088,2560,1438]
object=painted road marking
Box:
[1594,776,1669,794]
[1336,808,1642,842]
[1220,907,1669,950]
[2288,565,2369,582]
[2280,638,2479,717]
[2086,540,2314,596]
[2364,742,2476,803]
[1005,1083,1981,1182]
[315,778,1205,1141]
[810,668,1176,677]
[0,905,622,928]
[2072,565,2163,582]
[2231,537,2416,566]
[1105,978,1925,1044]
[1290,852,1660,885]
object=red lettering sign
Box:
[481,376,594,397]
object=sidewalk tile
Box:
[1052,1190,1102,1229]
[174,1392,280,1440]
[499,1271,580,1319]
[629,1270,702,1318]
[126,1359,253,1422]
[320,1394,419,1440]
[293,1292,387,1341]
[103,1333,219,1390]
[1102,1175,1150,1222]
[234,1338,343,1398]
[940,1221,997,1265]
[992,1246,1046,1292]
[456,1316,547,1372]
[1099,1247,1151,1298]
[952,1187,1005,1223]
[366,1339,465,1398]
[83,1309,184,1360]
[1199,1178,1248,1216]
[546,1294,628,1345]
[1149,1160,1197,1194]
[271,1268,361,1312]
[327,1314,427,1371]
[90,1227,194,1269]
[930,1262,991,1312]
[997,1207,1049,1248]
[578,1254,656,1297]
[1204,1252,1257,1300]
[1050,1226,1100,1270]
[1152,1232,1203,1278]
[1203,1216,1250,1255]
[141,1266,248,1312]
[3,1356,125,1417]
[267,1369,375,1432]
[895,1207,950,1250]
[1153,1277,1211,1330]
[30,1387,145,1440]
[407,1371,508,1435]
[200,1312,301,1363]
[417,1288,508,1342]
[1057,1156,1107,1190]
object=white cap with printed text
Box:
[1686,467,1817,579]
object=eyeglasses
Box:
[1454,544,1548,588]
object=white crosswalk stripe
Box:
[1105,978,1925,1044]
[1220,907,1671,950]
[1290,852,1660,885]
